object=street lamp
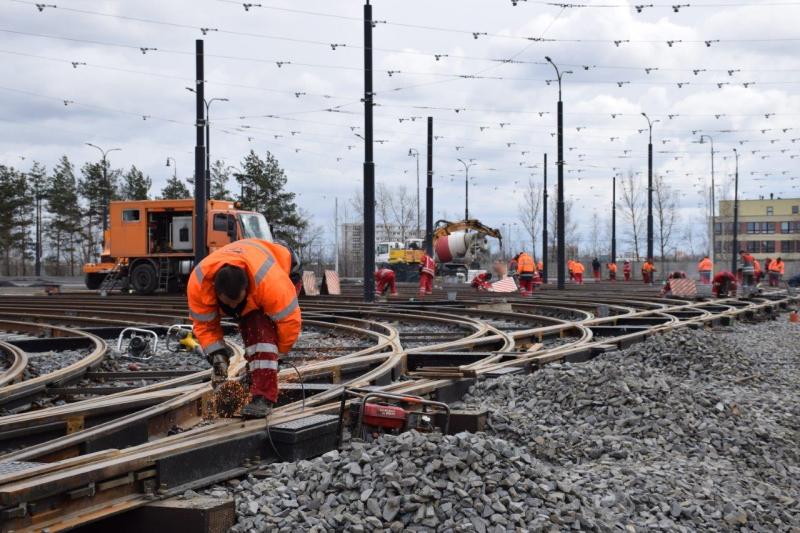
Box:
[165,157,177,179]
[641,112,659,262]
[545,56,572,290]
[408,148,420,237]
[457,158,476,220]
[732,148,740,273]
[85,143,121,249]
[186,87,229,198]
[697,135,716,272]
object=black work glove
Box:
[207,345,231,382]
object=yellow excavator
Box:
[385,219,502,280]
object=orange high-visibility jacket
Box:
[517,253,535,273]
[754,259,762,274]
[572,262,585,274]
[698,258,713,271]
[420,254,436,276]
[187,239,302,355]
[770,260,785,274]
[608,263,618,273]
[642,262,655,273]
[567,259,574,272]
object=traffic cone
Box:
[790,311,799,323]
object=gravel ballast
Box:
[206,317,800,532]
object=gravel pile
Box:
[206,317,799,531]
[24,350,88,378]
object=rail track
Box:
[0,284,796,531]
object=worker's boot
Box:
[240,396,273,419]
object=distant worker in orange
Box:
[471,272,493,291]
[375,264,398,297]
[188,239,302,419]
[642,258,656,285]
[572,260,585,284]
[768,257,785,286]
[607,262,617,281]
[517,251,536,295]
[623,260,632,282]
[418,252,435,296]
[697,255,713,285]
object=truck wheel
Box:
[131,262,158,295]
[84,273,105,290]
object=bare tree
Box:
[386,185,416,243]
[620,171,644,260]
[547,193,579,261]
[517,179,542,260]
[653,174,677,266]
[589,212,601,258]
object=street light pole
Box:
[165,157,177,179]
[545,56,572,290]
[457,158,476,220]
[408,148,420,237]
[698,135,716,273]
[187,88,228,199]
[362,0,376,302]
[85,143,121,251]
[641,112,658,262]
[542,153,548,283]
[731,148,740,273]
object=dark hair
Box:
[214,265,248,299]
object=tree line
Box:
[0,149,318,277]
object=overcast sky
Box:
[1,0,799,253]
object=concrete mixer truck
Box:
[383,219,502,281]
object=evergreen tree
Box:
[27,162,48,276]
[0,166,19,274]
[235,150,308,249]
[78,160,120,261]
[47,156,82,275]
[118,165,151,200]
[210,160,234,200]
[160,175,192,199]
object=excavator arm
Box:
[433,219,503,243]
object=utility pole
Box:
[193,39,207,265]
[699,134,716,274]
[425,116,434,256]
[362,1,375,301]
[611,175,617,264]
[457,158,476,220]
[542,153,548,283]
[545,57,571,290]
[642,112,658,262]
[85,143,121,251]
[334,197,339,274]
[408,148,420,237]
[732,148,740,273]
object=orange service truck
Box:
[83,199,272,294]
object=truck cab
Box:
[84,199,272,294]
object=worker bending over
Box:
[471,272,492,291]
[623,260,632,282]
[188,239,302,419]
[418,252,435,296]
[572,260,585,284]
[607,262,617,281]
[712,271,737,298]
[375,265,398,297]
[517,251,536,295]
[698,255,713,284]
[768,257,785,286]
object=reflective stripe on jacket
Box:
[187,239,302,354]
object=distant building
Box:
[338,223,408,277]
[714,195,800,272]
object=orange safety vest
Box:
[642,262,655,273]
[608,263,617,273]
[567,259,574,272]
[517,253,535,273]
[698,258,712,272]
[572,262,585,274]
[770,260,785,274]
[420,254,436,276]
[187,239,302,354]
[754,260,762,274]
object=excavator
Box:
[384,219,502,281]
